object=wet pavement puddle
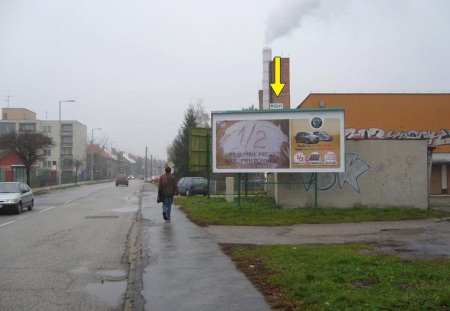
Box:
[96,269,128,278]
[85,280,127,308]
[110,207,138,213]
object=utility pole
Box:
[4,94,13,107]
[145,147,148,181]
[150,155,153,177]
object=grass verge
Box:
[176,195,450,310]
[175,196,450,226]
[221,243,450,310]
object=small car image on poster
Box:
[215,119,290,169]
[290,117,341,168]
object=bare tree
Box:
[193,99,210,128]
[0,132,54,185]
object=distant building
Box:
[298,93,450,195]
[0,108,88,183]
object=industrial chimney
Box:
[260,47,291,110]
[262,47,272,110]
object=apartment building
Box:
[1,108,87,182]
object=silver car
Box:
[0,182,34,214]
[295,131,320,144]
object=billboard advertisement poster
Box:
[212,109,345,173]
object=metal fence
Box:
[0,166,84,187]
[208,178,265,195]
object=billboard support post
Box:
[314,173,318,208]
[207,133,211,199]
[211,109,345,209]
[244,173,248,197]
[238,173,241,207]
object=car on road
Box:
[0,182,34,214]
[295,131,320,144]
[177,177,208,196]
[313,131,333,141]
[149,175,159,183]
[116,174,129,186]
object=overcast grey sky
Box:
[1,0,449,160]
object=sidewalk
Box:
[138,183,271,311]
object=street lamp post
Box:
[91,128,102,182]
[59,99,75,187]
[110,142,117,179]
[150,155,153,178]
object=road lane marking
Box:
[65,200,73,204]
[0,221,16,228]
[39,206,56,213]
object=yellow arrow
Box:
[270,56,285,97]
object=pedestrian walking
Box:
[158,166,180,221]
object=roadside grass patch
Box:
[222,243,450,310]
[176,196,450,226]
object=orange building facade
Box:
[298,93,450,195]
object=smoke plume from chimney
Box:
[264,0,320,45]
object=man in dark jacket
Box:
[158,166,180,221]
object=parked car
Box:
[313,131,333,141]
[149,175,159,183]
[177,177,208,196]
[295,131,320,144]
[116,174,129,186]
[0,182,34,214]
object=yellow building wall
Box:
[299,93,450,152]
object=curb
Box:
[124,186,144,311]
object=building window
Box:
[43,161,52,168]
[61,124,73,132]
[63,159,73,167]
[0,123,16,133]
[62,147,72,155]
[19,123,36,132]
[43,126,52,133]
[43,149,52,156]
[62,136,73,145]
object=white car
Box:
[0,182,34,215]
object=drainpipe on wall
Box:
[441,165,447,195]
[427,147,435,209]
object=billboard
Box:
[189,127,211,172]
[212,108,345,173]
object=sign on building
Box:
[269,103,283,109]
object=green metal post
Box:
[238,173,241,207]
[207,133,210,199]
[244,173,248,197]
[314,172,318,208]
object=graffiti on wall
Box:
[282,153,371,193]
[282,152,420,194]
[345,128,450,146]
